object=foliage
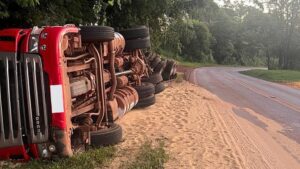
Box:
[252,0,300,69]
[0,0,300,69]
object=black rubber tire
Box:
[162,60,175,81]
[142,73,163,84]
[135,94,156,108]
[147,53,158,63]
[90,123,122,146]
[133,82,155,98]
[170,73,178,80]
[119,26,149,40]
[171,64,177,76]
[124,37,151,51]
[80,26,114,42]
[144,51,151,58]
[154,60,167,74]
[150,56,161,69]
[155,82,165,94]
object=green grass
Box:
[123,141,168,169]
[241,69,300,82]
[158,49,215,68]
[177,60,216,68]
[1,141,168,169]
[6,147,116,169]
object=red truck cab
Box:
[0,24,173,161]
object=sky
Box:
[213,0,254,7]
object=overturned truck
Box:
[0,25,177,160]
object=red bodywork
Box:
[0,26,79,160]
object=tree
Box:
[0,0,120,28]
[253,0,300,69]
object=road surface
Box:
[189,67,300,168]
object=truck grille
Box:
[0,52,49,148]
[22,54,49,144]
[0,53,23,148]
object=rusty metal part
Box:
[108,41,117,101]
[112,32,125,55]
[108,99,119,121]
[138,49,150,76]
[115,57,124,67]
[115,90,130,113]
[70,76,92,98]
[84,57,95,64]
[73,35,82,49]
[53,128,73,157]
[65,53,89,61]
[72,104,95,117]
[88,44,107,127]
[114,87,138,115]
[71,128,88,153]
[114,94,127,117]
[131,56,146,75]
[64,34,83,56]
[115,70,133,76]
[123,89,135,110]
[132,74,141,86]
[105,87,111,93]
[59,34,75,157]
[102,42,109,57]
[72,115,93,127]
[65,47,86,56]
[62,37,73,156]
[117,76,129,88]
[103,70,111,84]
[125,86,139,105]
[62,35,69,51]
[67,64,91,73]
[85,72,96,92]
[72,95,96,110]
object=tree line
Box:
[0,0,299,69]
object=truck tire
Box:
[133,82,155,98]
[80,26,114,42]
[154,60,167,74]
[155,82,165,94]
[142,73,163,84]
[124,37,151,51]
[119,26,149,40]
[135,94,156,108]
[170,73,178,80]
[162,60,175,81]
[147,53,158,63]
[90,123,122,146]
[150,56,161,69]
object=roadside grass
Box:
[240,69,300,82]
[159,50,215,68]
[122,141,168,169]
[177,60,216,68]
[5,146,116,169]
[1,141,168,169]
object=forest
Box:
[0,0,299,69]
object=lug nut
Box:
[49,144,56,152]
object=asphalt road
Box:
[190,67,300,144]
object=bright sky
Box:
[214,0,225,6]
[213,0,254,6]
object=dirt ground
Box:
[109,80,300,169]
[283,82,300,89]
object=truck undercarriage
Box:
[0,25,177,160]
